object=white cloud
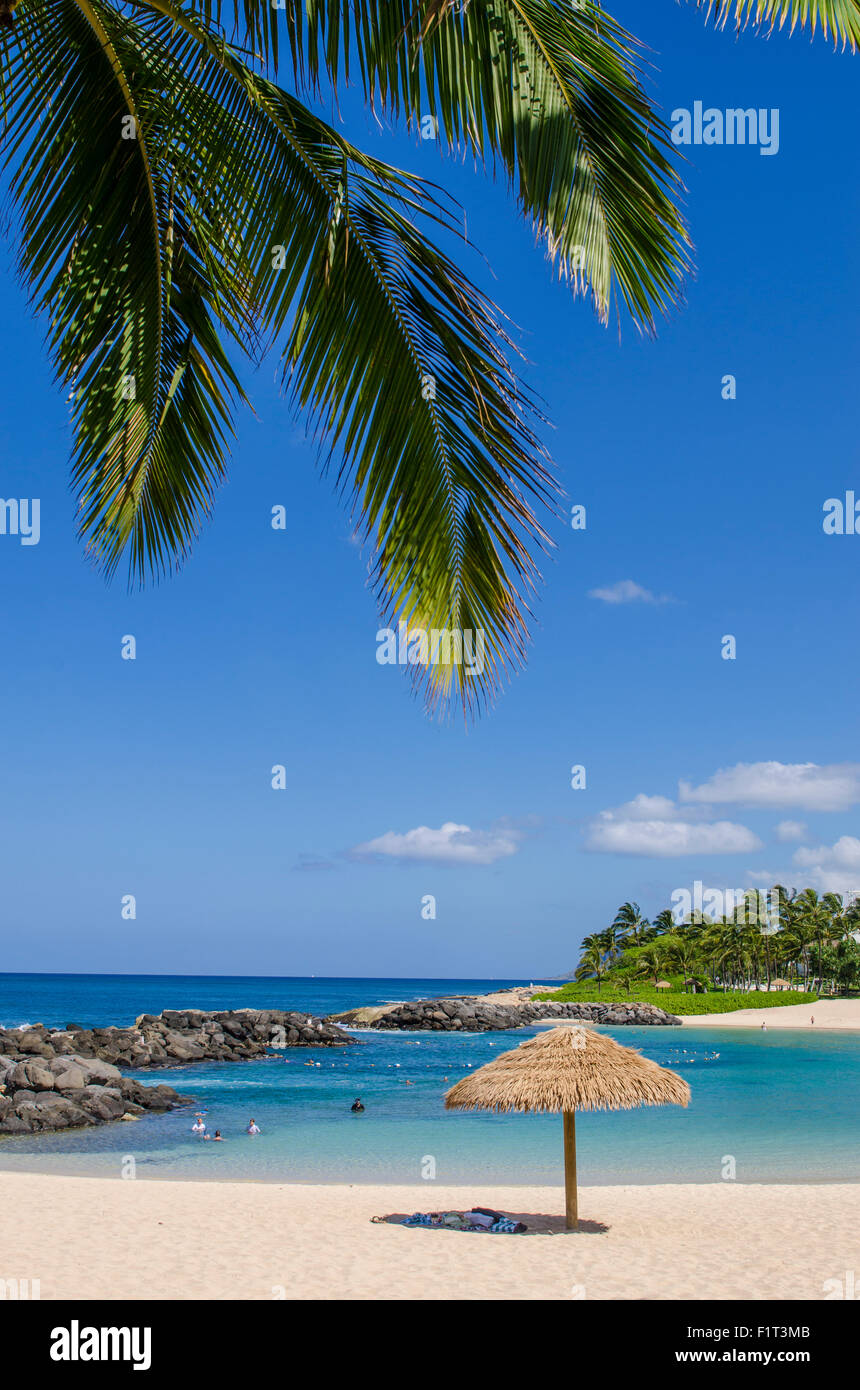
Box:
[792,837,860,894]
[775,820,807,843]
[350,821,520,866]
[586,812,762,858]
[587,579,674,606]
[679,761,860,813]
[610,793,684,821]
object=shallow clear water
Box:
[1,974,858,1185]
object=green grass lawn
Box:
[533,983,813,1015]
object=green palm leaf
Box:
[151,1,559,714]
[2,0,254,578]
[206,0,691,330]
[695,0,860,51]
[2,0,558,713]
[1,0,850,716]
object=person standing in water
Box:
[350,1098,365,1112]
[247,1118,261,1134]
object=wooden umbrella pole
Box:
[563,1110,578,1231]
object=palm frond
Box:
[1,0,254,579]
[148,0,560,715]
[187,0,691,331]
[695,0,860,51]
[3,0,559,714]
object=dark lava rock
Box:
[0,1006,354,1139]
[326,995,681,1033]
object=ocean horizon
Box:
[1,972,858,1188]
[0,972,561,1031]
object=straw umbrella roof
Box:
[770,978,790,987]
[444,1025,690,1115]
[655,980,672,989]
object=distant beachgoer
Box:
[191,1119,206,1134]
[350,1098,365,1113]
[810,1016,815,1026]
[761,1022,767,1031]
[247,1118,261,1134]
[205,1130,225,1141]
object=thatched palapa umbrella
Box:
[445,1026,690,1231]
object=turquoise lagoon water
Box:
[1,974,858,1185]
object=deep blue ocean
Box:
[1,974,858,1185]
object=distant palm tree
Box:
[795,889,842,995]
[597,922,625,964]
[612,901,652,947]
[652,909,676,937]
[833,936,860,994]
[613,967,636,996]
[1,0,852,715]
[747,887,779,990]
[843,896,860,937]
[663,934,700,992]
[575,941,607,996]
[773,884,801,987]
[636,943,666,988]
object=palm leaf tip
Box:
[696,0,860,50]
[233,81,561,717]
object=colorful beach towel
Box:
[372,1210,527,1233]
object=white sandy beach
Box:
[3,1171,858,1300]
[680,998,860,1031]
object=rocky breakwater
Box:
[106,1008,356,1066]
[327,997,681,1032]
[0,1008,355,1136]
[0,1025,188,1135]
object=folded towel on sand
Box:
[464,1210,494,1228]
[372,1210,527,1233]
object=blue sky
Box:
[1,3,858,977]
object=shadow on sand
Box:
[373,1210,609,1236]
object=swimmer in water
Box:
[191,1118,206,1134]
[350,1098,365,1113]
[247,1118,261,1134]
[204,1130,225,1141]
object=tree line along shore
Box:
[541,889,860,1015]
[4,905,858,1146]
